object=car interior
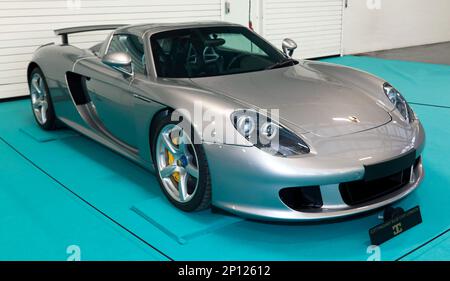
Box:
[151,27,283,78]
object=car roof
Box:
[115,21,241,37]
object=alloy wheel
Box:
[30,72,49,125]
[155,124,200,203]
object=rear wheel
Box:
[28,67,57,130]
[151,114,211,211]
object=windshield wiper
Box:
[266,58,298,70]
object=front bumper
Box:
[204,120,425,221]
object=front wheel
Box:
[151,115,211,212]
[28,67,58,130]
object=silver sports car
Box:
[27,22,425,221]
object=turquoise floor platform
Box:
[0,131,166,261]
[1,56,449,260]
[321,56,450,107]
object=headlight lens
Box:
[231,110,310,157]
[383,82,415,122]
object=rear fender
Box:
[29,44,94,125]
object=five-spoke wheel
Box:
[28,67,57,130]
[156,124,200,203]
[152,114,211,211]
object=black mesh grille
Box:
[279,186,322,211]
[339,158,420,206]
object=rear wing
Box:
[54,24,126,44]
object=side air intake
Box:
[66,72,90,105]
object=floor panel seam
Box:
[0,136,173,261]
[410,102,450,109]
[396,228,450,261]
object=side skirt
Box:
[59,117,153,172]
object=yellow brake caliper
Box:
[167,136,180,182]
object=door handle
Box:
[224,1,230,14]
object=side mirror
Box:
[102,52,133,76]
[282,38,297,58]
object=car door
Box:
[78,34,147,149]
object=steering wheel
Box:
[226,54,252,71]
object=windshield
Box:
[150,26,291,78]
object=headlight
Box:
[231,110,310,157]
[383,82,415,123]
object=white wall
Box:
[222,0,250,27]
[343,0,450,54]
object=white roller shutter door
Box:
[262,0,344,59]
[0,0,222,99]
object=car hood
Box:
[190,61,392,138]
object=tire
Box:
[151,113,211,212]
[28,67,58,130]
